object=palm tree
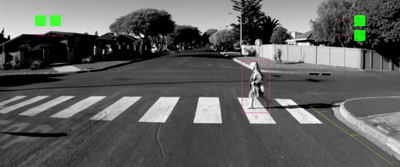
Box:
[258,15,280,44]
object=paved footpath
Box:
[224,52,400,77]
[337,96,400,161]
[0,60,136,76]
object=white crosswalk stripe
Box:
[275,99,322,124]
[0,96,26,109]
[0,96,49,114]
[238,97,276,124]
[19,96,75,116]
[0,95,323,125]
[194,97,222,124]
[90,96,141,121]
[50,96,106,118]
[138,97,179,123]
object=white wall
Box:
[249,44,362,69]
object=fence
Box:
[243,44,399,71]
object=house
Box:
[0,31,145,69]
[97,33,139,60]
[289,31,303,39]
[286,30,318,46]
[0,31,98,68]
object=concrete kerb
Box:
[338,96,400,159]
[0,60,139,76]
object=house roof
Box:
[98,32,117,40]
[293,30,311,39]
[98,33,137,42]
[0,34,36,46]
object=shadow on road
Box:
[0,74,64,87]
[0,132,68,137]
[269,103,340,110]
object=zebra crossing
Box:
[0,95,323,125]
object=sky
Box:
[0,0,323,39]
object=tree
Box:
[258,15,281,44]
[270,26,291,44]
[310,0,353,47]
[350,0,400,65]
[209,29,239,51]
[167,25,201,50]
[200,29,218,46]
[109,8,175,53]
[230,0,280,45]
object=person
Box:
[248,62,265,109]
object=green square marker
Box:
[354,15,365,27]
[35,15,46,27]
[354,30,365,41]
[50,15,61,26]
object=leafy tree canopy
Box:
[230,0,280,44]
[270,26,291,44]
[109,8,175,40]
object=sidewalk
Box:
[224,52,400,76]
[337,96,400,160]
[0,60,137,76]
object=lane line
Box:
[19,96,75,116]
[138,97,179,123]
[90,96,141,121]
[50,96,105,118]
[0,96,26,108]
[310,105,393,165]
[193,97,222,124]
[0,96,49,114]
[238,98,276,124]
[275,99,322,124]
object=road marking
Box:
[0,96,49,114]
[19,96,75,116]
[275,99,322,124]
[90,96,141,121]
[194,97,222,124]
[0,122,30,143]
[238,98,276,124]
[139,97,179,123]
[0,120,12,126]
[0,96,26,109]
[50,96,105,118]
[351,134,360,137]
[310,105,393,165]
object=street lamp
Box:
[229,12,242,56]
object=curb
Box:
[338,96,400,160]
[0,59,140,76]
[233,58,339,75]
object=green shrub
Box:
[30,59,43,70]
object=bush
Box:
[0,62,12,70]
[30,59,43,70]
[81,56,93,64]
[243,47,256,57]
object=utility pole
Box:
[229,11,243,56]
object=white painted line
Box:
[50,96,105,118]
[194,97,222,124]
[0,96,26,108]
[275,99,322,124]
[138,97,179,123]
[238,98,276,124]
[19,96,75,116]
[0,96,49,114]
[90,96,141,121]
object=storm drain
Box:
[308,72,332,76]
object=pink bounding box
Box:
[240,59,270,114]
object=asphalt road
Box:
[0,48,400,167]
